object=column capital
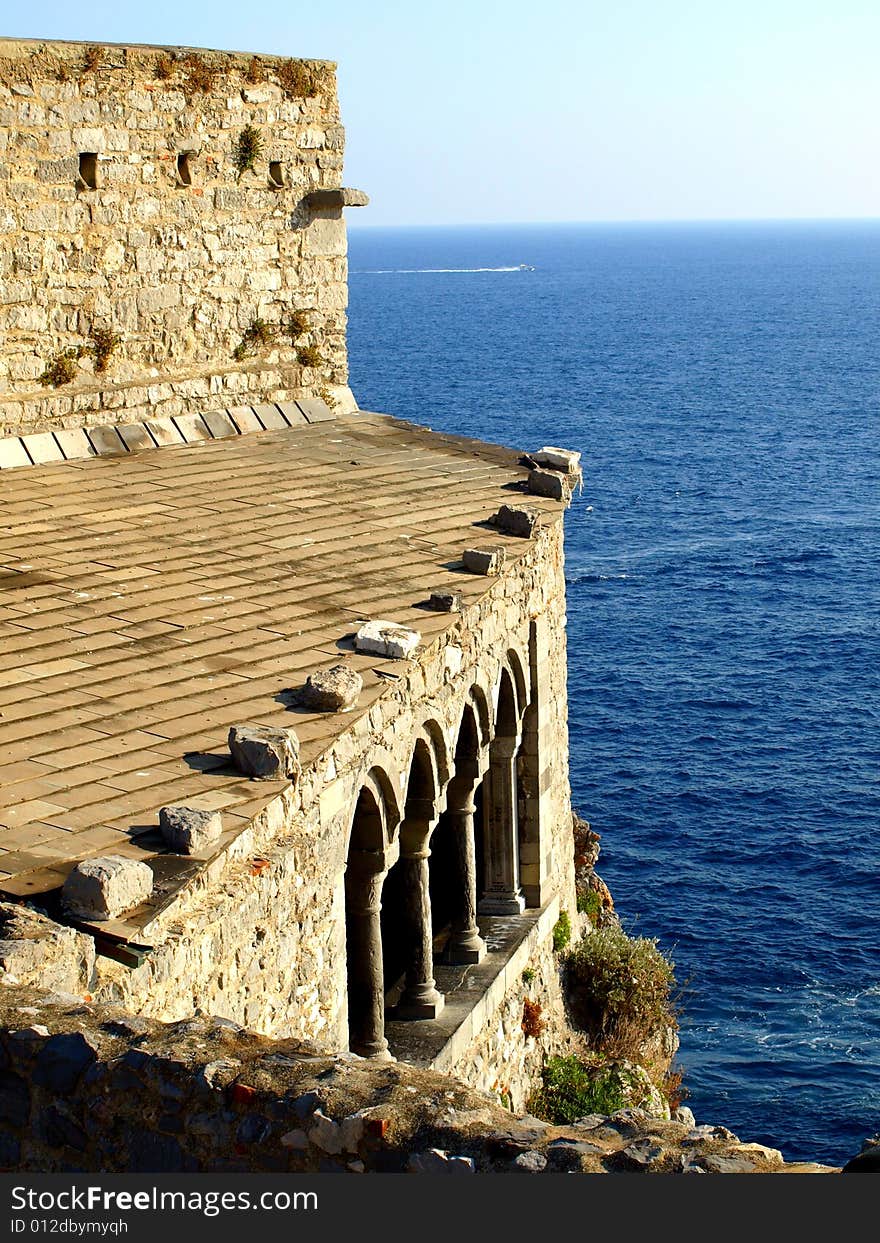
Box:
[491,733,520,761]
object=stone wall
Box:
[432,899,572,1113]
[87,521,576,1071]
[0,985,832,1173]
[0,39,358,436]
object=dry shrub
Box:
[564,924,678,1069]
[521,999,544,1038]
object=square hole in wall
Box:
[77,153,98,190]
[176,152,194,187]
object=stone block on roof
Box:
[491,504,540,538]
[462,548,506,576]
[61,855,153,922]
[528,468,571,501]
[533,446,581,474]
[355,620,421,660]
[228,723,300,781]
[158,805,222,855]
[301,664,363,711]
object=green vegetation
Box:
[297,344,322,369]
[529,1055,628,1123]
[234,125,263,178]
[285,310,311,341]
[521,967,536,985]
[576,889,601,921]
[232,317,275,362]
[38,349,79,387]
[564,924,677,1063]
[552,910,572,953]
[88,325,121,374]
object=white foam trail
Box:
[354,266,528,274]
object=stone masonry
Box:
[0,39,361,436]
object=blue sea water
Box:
[346,221,880,1168]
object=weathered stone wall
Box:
[0,986,832,1173]
[88,521,577,1077]
[432,900,573,1113]
[0,39,357,436]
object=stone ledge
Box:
[0,397,351,471]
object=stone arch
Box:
[479,665,527,915]
[404,715,452,811]
[516,617,546,907]
[504,644,530,722]
[381,732,448,1022]
[344,763,402,1061]
[346,757,402,854]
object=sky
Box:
[3,1,879,226]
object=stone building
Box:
[0,39,581,1114]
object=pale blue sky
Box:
[4,1,879,225]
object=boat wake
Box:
[354,264,536,274]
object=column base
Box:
[479,892,526,916]
[393,989,445,1020]
[443,933,486,965]
[350,1038,392,1060]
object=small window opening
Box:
[268,160,285,189]
[176,152,193,187]
[77,153,98,191]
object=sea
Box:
[345,220,880,1169]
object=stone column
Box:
[396,816,445,1018]
[444,773,486,964]
[479,734,526,915]
[345,852,391,1059]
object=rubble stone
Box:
[228,724,300,781]
[61,856,153,922]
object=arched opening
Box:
[479,668,526,914]
[438,701,488,964]
[386,737,444,1019]
[345,781,390,1059]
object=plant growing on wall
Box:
[522,998,545,1038]
[232,317,275,362]
[38,349,80,388]
[297,344,323,369]
[88,326,121,374]
[154,53,175,80]
[285,310,311,341]
[182,53,216,96]
[82,46,103,73]
[277,59,319,99]
[245,56,263,85]
[552,910,572,952]
[235,125,263,179]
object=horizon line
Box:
[347,214,880,231]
